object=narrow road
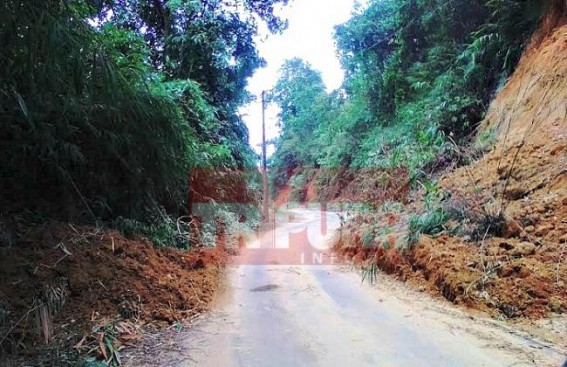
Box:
[129,209,566,367]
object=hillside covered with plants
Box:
[1,0,291,243]
[271,0,544,187]
[270,0,567,319]
[1,0,566,364]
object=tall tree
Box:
[270,59,328,182]
[0,0,287,233]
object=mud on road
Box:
[123,210,566,367]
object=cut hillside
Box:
[0,223,227,365]
[438,20,567,316]
[333,19,567,319]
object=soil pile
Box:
[0,223,226,363]
[274,185,293,208]
[333,22,567,319]
[275,168,410,207]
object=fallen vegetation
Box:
[0,223,228,366]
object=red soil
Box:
[0,223,226,360]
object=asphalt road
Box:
[129,209,566,367]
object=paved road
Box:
[131,209,566,367]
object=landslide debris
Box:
[333,22,567,319]
[0,222,226,365]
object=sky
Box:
[241,0,356,158]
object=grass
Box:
[361,262,379,285]
[474,125,498,152]
[406,208,449,247]
[361,226,376,247]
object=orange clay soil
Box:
[274,184,292,208]
[333,23,567,319]
[0,223,227,360]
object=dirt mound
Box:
[411,234,565,318]
[336,168,410,205]
[274,185,292,207]
[282,167,410,206]
[0,223,226,363]
[333,23,567,320]
[447,24,567,206]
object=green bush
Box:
[406,208,450,246]
[1,0,283,245]
[270,0,544,188]
[114,215,188,249]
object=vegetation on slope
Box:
[0,0,288,246]
[270,0,566,319]
[270,0,546,190]
[0,0,287,364]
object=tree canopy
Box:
[270,0,546,193]
[0,0,287,243]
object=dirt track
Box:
[124,209,566,366]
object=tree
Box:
[0,0,287,241]
[269,59,330,187]
[270,0,546,191]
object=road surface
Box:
[125,209,566,367]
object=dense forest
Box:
[1,0,290,246]
[270,0,546,196]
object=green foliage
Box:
[1,1,190,220]
[361,262,378,285]
[0,0,286,247]
[286,168,316,202]
[405,180,448,246]
[406,208,449,246]
[269,59,331,190]
[270,0,544,199]
[474,125,498,152]
[114,215,189,249]
[361,226,376,248]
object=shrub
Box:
[406,208,450,246]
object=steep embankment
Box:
[333,14,567,319]
[437,13,567,314]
